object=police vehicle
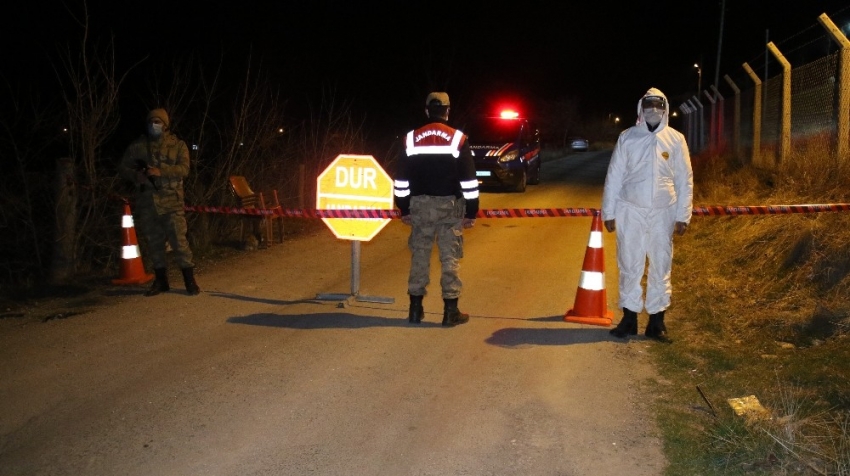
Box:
[462,110,541,192]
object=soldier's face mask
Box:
[148,120,164,138]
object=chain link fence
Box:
[679,9,850,172]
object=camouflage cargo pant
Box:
[135,205,195,269]
[407,195,465,299]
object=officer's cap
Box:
[425,92,450,107]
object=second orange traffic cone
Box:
[564,211,613,327]
[112,201,153,285]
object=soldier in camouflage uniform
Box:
[393,92,479,326]
[118,108,200,296]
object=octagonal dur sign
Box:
[316,154,394,241]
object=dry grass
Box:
[653,153,850,475]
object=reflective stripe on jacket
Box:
[393,119,479,219]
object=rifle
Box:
[135,159,161,191]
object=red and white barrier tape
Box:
[182,204,850,218]
[182,206,600,218]
[692,204,850,215]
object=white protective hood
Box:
[636,87,668,131]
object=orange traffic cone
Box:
[112,202,154,285]
[564,211,613,326]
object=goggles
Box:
[641,96,666,110]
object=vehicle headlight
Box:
[498,150,519,163]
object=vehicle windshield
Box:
[462,117,524,144]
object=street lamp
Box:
[694,63,702,96]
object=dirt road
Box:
[0,153,667,475]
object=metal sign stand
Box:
[315,241,395,307]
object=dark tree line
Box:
[0,16,379,294]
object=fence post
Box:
[724,75,742,160]
[711,86,726,154]
[819,13,850,163]
[703,89,717,153]
[692,95,705,153]
[686,99,698,151]
[680,103,693,148]
[743,62,763,167]
[767,41,792,166]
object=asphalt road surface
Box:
[0,152,667,475]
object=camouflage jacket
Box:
[119,132,191,214]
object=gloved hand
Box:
[462,218,476,229]
[604,219,616,233]
[675,221,689,236]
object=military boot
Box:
[442,298,469,327]
[609,308,638,338]
[645,311,671,342]
[145,268,170,297]
[181,267,201,296]
[408,294,424,324]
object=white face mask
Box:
[643,109,664,126]
[148,123,164,137]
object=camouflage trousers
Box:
[407,195,465,299]
[135,205,194,269]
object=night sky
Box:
[7,0,850,139]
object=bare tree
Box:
[297,86,368,201]
[1,3,376,291]
[133,51,303,248]
[51,0,142,278]
[0,80,63,284]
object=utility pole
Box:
[714,0,725,89]
[694,63,702,96]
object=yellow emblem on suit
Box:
[662,151,669,159]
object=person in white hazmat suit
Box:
[602,87,693,342]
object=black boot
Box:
[645,311,671,342]
[609,308,638,338]
[145,268,170,296]
[181,267,201,296]
[408,295,424,324]
[442,298,469,327]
